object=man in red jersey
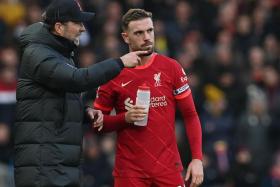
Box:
[93,9,203,187]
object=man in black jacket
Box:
[14,0,147,186]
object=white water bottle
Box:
[134,85,150,126]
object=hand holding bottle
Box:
[124,85,151,126]
[125,104,147,123]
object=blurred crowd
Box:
[0,0,280,186]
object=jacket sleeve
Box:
[21,45,123,92]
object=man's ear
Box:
[54,22,64,35]
[121,32,129,44]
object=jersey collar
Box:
[134,52,157,70]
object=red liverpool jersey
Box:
[94,53,192,177]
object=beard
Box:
[135,42,154,56]
[141,47,154,56]
[73,37,80,46]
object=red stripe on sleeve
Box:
[93,102,112,113]
[175,89,191,100]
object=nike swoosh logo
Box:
[121,81,132,87]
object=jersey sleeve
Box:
[172,62,191,100]
[93,82,115,114]
[177,94,203,160]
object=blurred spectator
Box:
[0,0,25,27]
[234,15,254,56]
[175,30,208,113]
[0,122,13,187]
[99,1,123,36]
[0,122,11,164]
[262,65,280,116]
[0,45,19,67]
[234,85,272,186]
[252,4,271,43]
[262,65,280,152]
[105,1,123,23]
[25,2,42,24]
[177,30,203,70]
[0,46,17,187]
[0,62,17,124]
[11,1,44,40]
[154,19,169,55]
[0,46,18,125]
[201,84,234,186]
[82,133,113,187]
[166,1,198,57]
[78,47,97,68]
[217,1,237,34]
[103,35,123,58]
[261,151,280,187]
[206,37,247,116]
[263,34,279,66]
[216,29,234,49]
[100,135,116,166]
[247,46,266,85]
[195,0,222,44]
[78,47,98,106]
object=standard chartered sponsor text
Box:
[150,95,167,108]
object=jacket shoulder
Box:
[19,43,67,79]
[23,43,60,59]
[22,43,66,68]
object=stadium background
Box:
[0,0,279,186]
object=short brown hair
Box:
[122,9,152,31]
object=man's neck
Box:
[139,54,152,65]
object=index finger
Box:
[133,105,147,110]
[88,111,95,120]
[134,50,148,55]
[96,113,103,124]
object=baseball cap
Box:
[43,0,95,23]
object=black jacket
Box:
[15,22,123,187]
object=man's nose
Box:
[143,32,150,40]
[80,23,86,32]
